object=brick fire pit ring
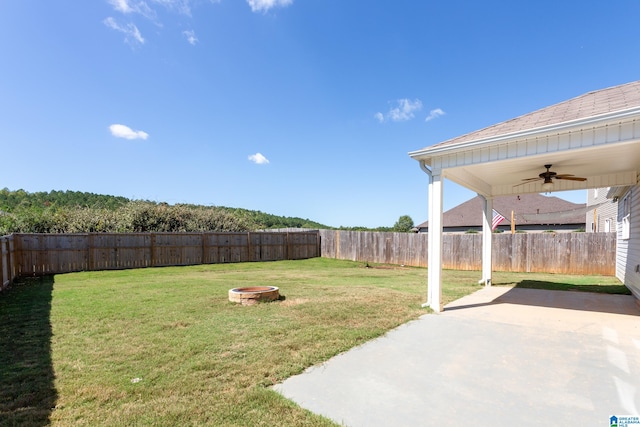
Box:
[229,286,280,305]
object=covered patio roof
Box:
[410,81,640,197]
[409,80,640,312]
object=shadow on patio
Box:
[445,282,639,317]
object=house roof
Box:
[417,193,586,229]
[424,80,640,152]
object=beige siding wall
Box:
[586,187,618,232]
[616,184,640,298]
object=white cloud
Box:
[104,17,145,45]
[425,108,446,122]
[247,0,293,13]
[389,99,422,121]
[109,0,215,17]
[108,0,157,20]
[105,0,222,45]
[375,98,423,123]
[152,0,193,16]
[109,124,149,140]
[183,30,198,45]
[248,153,270,164]
[109,0,134,13]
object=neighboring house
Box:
[585,187,618,232]
[417,193,586,233]
[609,185,640,299]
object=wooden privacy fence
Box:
[0,230,617,288]
[320,230,617,275]
[1,231,319,284]
[320,230,428,268]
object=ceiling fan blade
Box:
[554,174,575,178]
[555,176,587,181]
[513,178,541,187]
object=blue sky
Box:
[1,1,639,228]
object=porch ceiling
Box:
[443,140,640,197]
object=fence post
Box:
[1,236,7,290]
[88,233,94,271]
[9,235,15,283]
[201,232,207,265]
[150,233,156,267]
[285,232,290,260]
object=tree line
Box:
[0,189,327,234]
[0,188,415,234]
[336,215,415,233]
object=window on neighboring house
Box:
[594,188,599,199]
[605,218,611,233]
[621,193,631,239]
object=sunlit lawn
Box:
[0,258,627,426]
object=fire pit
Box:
[228,286,280,305]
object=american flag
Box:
[492,209,506,230]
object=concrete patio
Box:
[274,287,640,426]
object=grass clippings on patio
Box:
[0,258,628,426]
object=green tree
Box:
[0,188,330,234]
[393,215,414,232]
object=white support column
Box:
[480,194,493,287]
[425,169,434,308]
[428,173,444,312]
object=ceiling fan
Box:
[515,164,587,191]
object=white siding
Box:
[616,185,640,299]
[586,187,618,232]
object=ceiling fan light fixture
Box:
[514,164,586,190]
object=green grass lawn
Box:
[0,258,628,426]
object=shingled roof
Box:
[417,193,586,229]
[427,80,640,150]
